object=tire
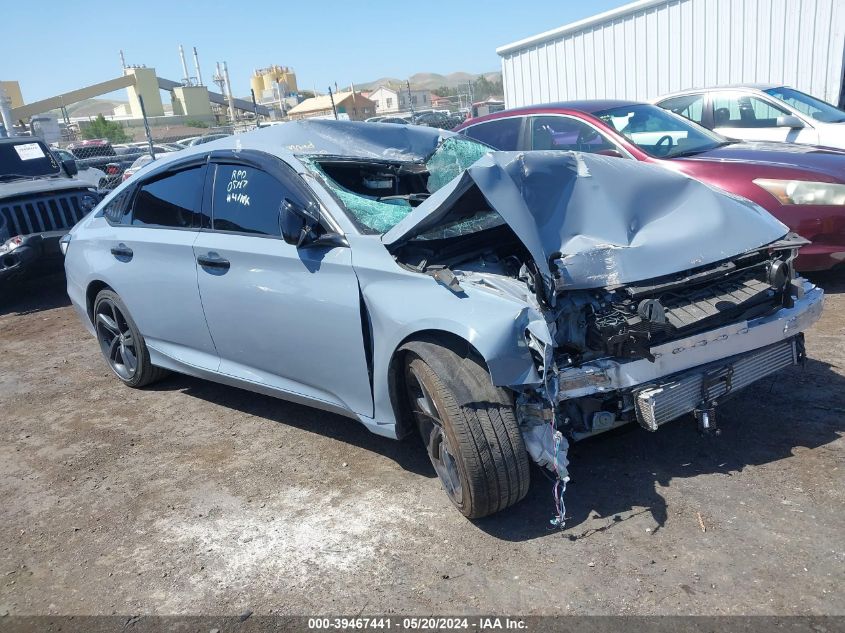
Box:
[402,340,530,518]
[93,289,168,388]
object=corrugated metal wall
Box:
[498,0,845,108]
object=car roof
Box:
[656,84,783,100]
[462,100,649,124]
[134,120,456,177]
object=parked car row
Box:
[366,110,467,129]
[456,89,845,272]
[51,134,234,192]
[62,121,825,519]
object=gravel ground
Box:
[0,270,843,616]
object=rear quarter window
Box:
[102,188,134,225]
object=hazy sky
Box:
[1,0,628,103]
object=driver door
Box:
[528,115,627,157]
[711,91,818,144]
[192,153,373,416]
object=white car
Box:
[52,148,106,189]
[654,85,845,149]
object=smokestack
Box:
[222,61,235,121]
[178,44,190,86]
[192,46,203,86]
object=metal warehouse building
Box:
[497,0,845,108]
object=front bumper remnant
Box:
[634,335,804,431]
[554,281,824,402]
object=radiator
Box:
[634,336,801,431]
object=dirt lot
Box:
[0,270,843,617]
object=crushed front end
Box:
[519,235,823,454]
[378,146,825,525]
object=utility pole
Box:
[406,80,415,117]
[327,86,338,120]
[250,89,260,123]
[0,83,15,137]
[138,94,154,158]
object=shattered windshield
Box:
[308,135,490,234]
[0,140,61,180]
[424,136,490,193]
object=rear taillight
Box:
[105,163,120,175]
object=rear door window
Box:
[210,164,309,237]
[461,117,523,150]
[103,188,134,225]
[132,165,205,228]
[658,94,706,125]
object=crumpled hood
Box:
[0,176,94,200]
[383,151,788,295]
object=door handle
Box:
[197,253,230,272]
[110,243,133,260]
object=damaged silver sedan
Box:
[63,121,825,520]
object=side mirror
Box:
[62,158,79,177]
[279,198,321,246]
[776,115,805,129]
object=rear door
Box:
[104,161,219,370]
[192,152,373,416]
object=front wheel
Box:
[403,341,530,518]
[93,289,167,388]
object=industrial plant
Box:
[0,47,297,142]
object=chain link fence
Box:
[51,124,246,191]
[48,119,256,192]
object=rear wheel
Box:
[403,341,530,518]
[93,289,167,388]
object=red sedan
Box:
[454,101,845,271]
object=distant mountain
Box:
[353,71,502,92]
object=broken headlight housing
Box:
[0,235,23,256]
[753,179,845,206]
